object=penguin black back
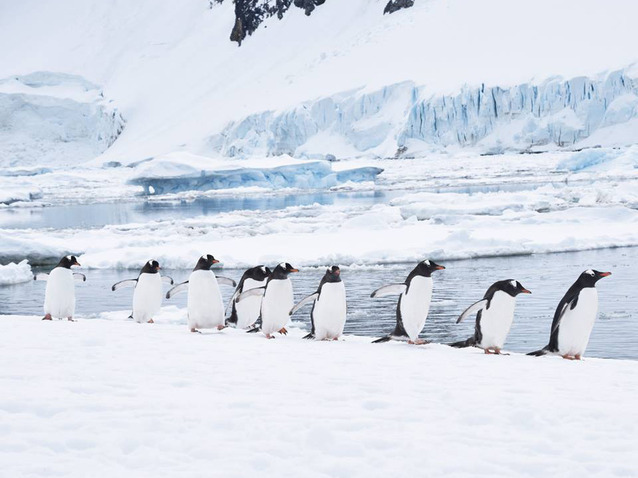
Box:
[140,260,161,275]
[193,254,219,271]
[56,255,80,269]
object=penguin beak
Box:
[73,261,81,267]
[212,259,220,264]
[290,268,299,273]
[434,265,445,270]
[521,288,532,294]
[598,271,611,278]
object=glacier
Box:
[209,70,638,159]
[0,72,125,168]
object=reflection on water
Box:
[0,191,390,230]
[1,247,636,360]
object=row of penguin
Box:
[36,254,612,360]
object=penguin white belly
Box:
[312,282,347,340]
[235,278,267,329]
[133,273,162,323]
[558,288,598,357]
[261,279,293,335]
[44,267,75,318]
[399,277,432,341]
[187,270,224,329]
[478,292,516,349]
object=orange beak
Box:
[212,259,220,264]
[521,288,532,294]
[435,265,445,270]
[290,268,299,273]
[599,272,611,277]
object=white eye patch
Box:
[261,266,267,273]
[586,269,595,276]
[279,262,286,269]
[423,259,430,266]
[510,280,517,288]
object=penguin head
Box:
[414,259,445,277]
[195,254,219,271]
[141,260,161,274]
[57,255,81,269]
[324,265,342,283]
[580,269,612,286]
[249,265,271,281]
[501,279,532,297]
[273,262,299,278]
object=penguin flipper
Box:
[456,299,488,323]
[290,293,319,316]
[246,326,261,334]
[370,283,407,298]
[111,279,137,291]
[166,281,189,299]
[372,336,393,343]
[217,276,237,287]
[162,275,174,285]
[527,347,549,357]
[303,332,315,340]
[33,273,49,281]
[237,287,265,302]
[225,289,240,316]
[73,273,87,282]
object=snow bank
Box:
[0,315,635,477]
[558,146,638,172]
[0,259,32,285]
[0,72,124,168]
[128,154,383,194]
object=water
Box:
[0,191,391,230]
[2,247,635,360]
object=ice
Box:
[558,146,638,172]
[0,259,32,285]
[0,72,124,168]
[128,154,383,194]
[0,315,636,476]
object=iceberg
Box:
[0,259,32,285]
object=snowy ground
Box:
[1,315,636,477]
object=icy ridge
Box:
[0,72,125,168]
[209,70,638,158]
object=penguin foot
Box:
[67,317,75,322]
[217,325,227,331]
[278,327,288,335]
[575,354,582,361]
[484,348,498,354]
[42,314,52,321]
[190,328,202,334]
[147,319,155,324]
[408,339,429,345]
[265,334,275,339]
[333,337,339,341]
[562,354,579,360]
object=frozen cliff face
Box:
[0,72,124,168]
[209,71,638,159]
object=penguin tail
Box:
[372,335,392,344]
[527,347,549,357]
[449,336,476,348]
[302,333,315,340]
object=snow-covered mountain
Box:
[1,0,637,166]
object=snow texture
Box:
[0,259,32,285]
[0,315,636,477]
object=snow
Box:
[0,259,32,285]
[0,315,636,476]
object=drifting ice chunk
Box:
[129,159,382,195]
[0,260,32,286]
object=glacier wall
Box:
[0,72,125,168]
[208,70,638,158]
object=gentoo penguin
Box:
[290,266,347,341]
[528,269,611,360]
[226,265,271,329]
[34,255,85,321]
[111,260,174,324]
[450,279,531,354]
[165,255,237,333]
[236,262,298,339]
[371,259,445,344]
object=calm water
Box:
[2,247,635,360]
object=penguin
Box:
[226,265,271,329]
[370,259,445,344]
[236,262,298,339]
[165,254,237,333]
[111,260,174,324]
[450,279,531,354]
[289,266,346,341]
[528,269,611,360]
[34,255,85,321]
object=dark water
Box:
[0,191,391,230]
[1,247,635,360]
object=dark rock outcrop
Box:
[383,0,414,14]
